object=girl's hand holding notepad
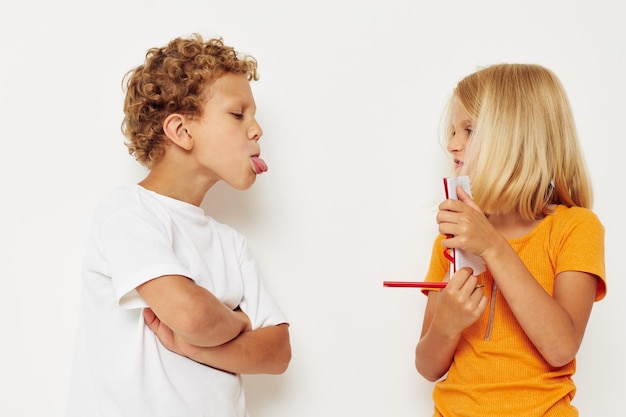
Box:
[440,176,486,276]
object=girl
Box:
[414,64,606,416]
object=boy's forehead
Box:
[207,73,254,102]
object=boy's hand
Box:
[143,307,252,359]
[233,306,252,333]
[143,308,206,359]
[143,308,188,354]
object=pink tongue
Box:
[251,156,268,174]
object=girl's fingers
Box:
[456,186,482,212]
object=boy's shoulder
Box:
[92,183,134,208]
[94,184,246,239]
[93,184,143,214]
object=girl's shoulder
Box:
[549,205,604,234]
[552,205,601,221]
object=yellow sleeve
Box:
[421,234,449,296]
[556,207,606,301]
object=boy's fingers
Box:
[143,308,157,326]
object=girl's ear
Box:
[163,114,193,151]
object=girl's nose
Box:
[447,133,463,153]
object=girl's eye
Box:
[466,128,473,136]
[232,112,244,120]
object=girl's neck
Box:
[487,211,543,240]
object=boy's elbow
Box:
[271,345,292,374]
[270,327,292,374]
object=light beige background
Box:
[1,1,623,415]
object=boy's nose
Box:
[250,120,263,141]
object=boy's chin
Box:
[227,177,256,191]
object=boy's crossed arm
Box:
[138,275,291,374]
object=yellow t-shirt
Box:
[424,205,606,417]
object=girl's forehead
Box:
[451,99,472,123]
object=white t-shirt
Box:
[66,185,288,417]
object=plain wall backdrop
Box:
[1,1,624,416]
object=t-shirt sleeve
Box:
[99,207,192,309]
[236,238,288,330]
[555,208,606,301]
[421,234,450,296]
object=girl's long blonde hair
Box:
[448,63,592,220]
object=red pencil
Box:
[382,281,447,289]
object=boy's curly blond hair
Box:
[121,34,258,168]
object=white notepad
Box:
[443,176,486,276]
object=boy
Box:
[66,34,291,417]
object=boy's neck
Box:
[139,168,215,207]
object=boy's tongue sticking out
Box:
[251,156,268,174]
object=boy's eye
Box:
[232,112,244,120]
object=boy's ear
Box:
[163,114,193,151]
